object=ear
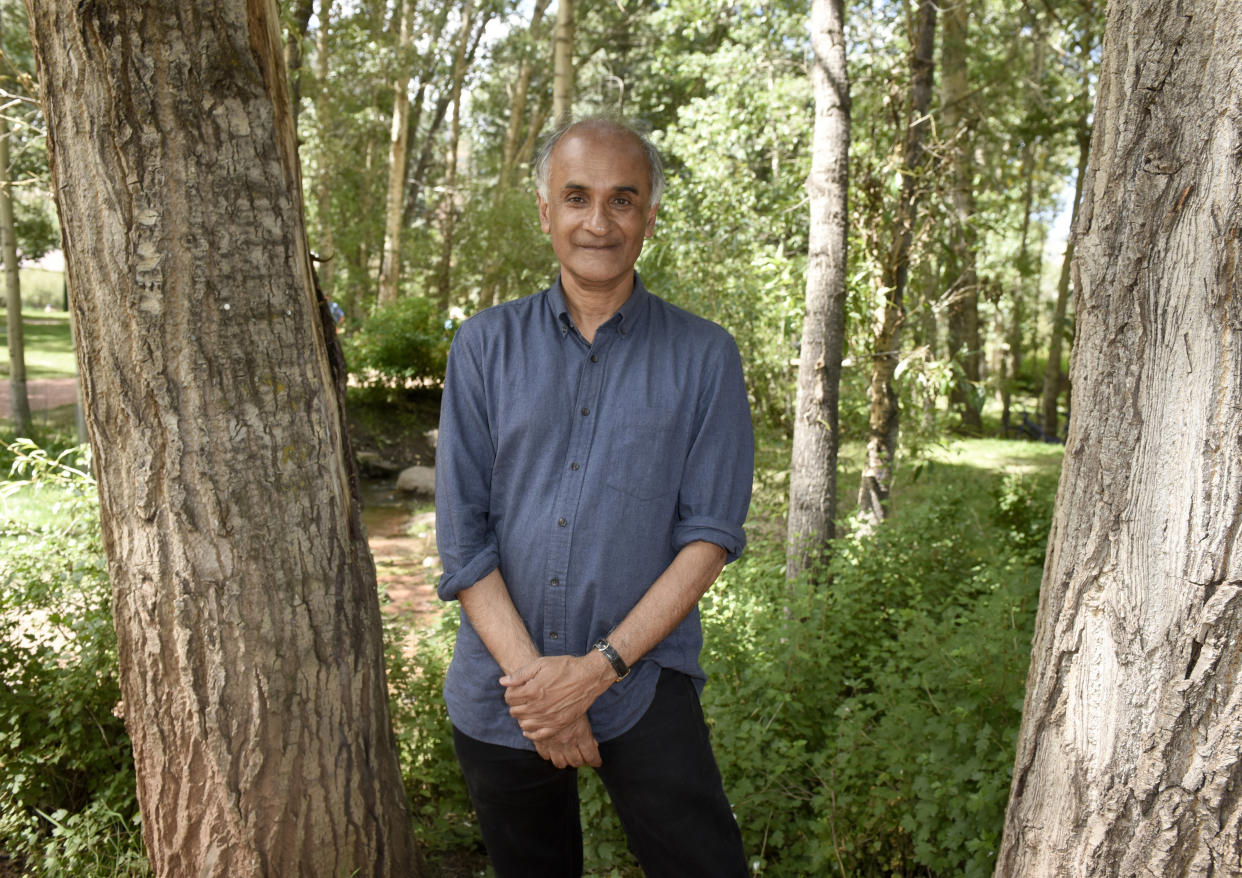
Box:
[644,203,659,238]
[538,194,551,233]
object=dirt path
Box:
[362,503,444,636]
[0,376,79,417]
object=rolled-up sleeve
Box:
[436,323,500,601]
[672,332,754,563]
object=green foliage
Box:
[700,463,1055,876]
[343,296,456,387]
[385,609,481,859]
[0,441,148,877]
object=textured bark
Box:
[0,5,29,438]
[377,0,413,307]
[939,0,981,434]
[552,0,575,126]
[857,0,937,523]
[996,2,1242,874]
[787,0,848,578]
[25,2,419,875]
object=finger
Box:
[499,663,540,688]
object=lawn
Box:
[0,309,76,379]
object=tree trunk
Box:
[0,4,30,437]
[436,0,475,310]
[787,0,848,579]
[857,0,937,524]
[284,0,314,134]
[314,0,336,301]
[940,0,982,434]
[499,0,553,190]
[552,0,575,127]
[24,2,419,875]
[1040,90,1090,440]
[377,0,413,307]
[996,2,1242,874]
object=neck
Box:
[561,272,635,343]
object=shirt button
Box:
[550,577,560,586]
[581,407,590,416]
[549,631,559,640]
[590,354,598,363]
[558,517,567,527]
[570,462,580,471]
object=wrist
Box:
[591,638,631,683]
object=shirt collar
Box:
[548,273,651,339]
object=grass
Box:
[0,308,76,378]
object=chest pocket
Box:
[604,411,681,502]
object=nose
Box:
[586,202,609,235]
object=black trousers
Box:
[452,668,748,877]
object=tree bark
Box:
[787,0,848,579]
[940,0,982,434]
[996,2,1242,874]
[24,2,419,875]
[857,0,937,524]
[1040,87,1090,440]
[0,4,30,437]
[283,0,314,134]
[552,0,575,127]
[377,0,413,307]
[436,0,475,310]
[314,0,336,301]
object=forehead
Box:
[547,129,651,192]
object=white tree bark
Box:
[377,0,413,307]
[787,0,848,578]
[24,1,419,874]
[996,2,1242,875]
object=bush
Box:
[343,296,455,387]
[0,441,148,876]
[700,471,1055,877]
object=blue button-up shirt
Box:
[435,274,754,749]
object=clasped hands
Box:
[501,653,615,770]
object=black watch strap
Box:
[592,639,630,681]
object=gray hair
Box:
[534,117,666,207]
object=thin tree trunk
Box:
[24,2,419,874]
[940,0,981,434]
[314,0,336,301]
[0,5,30,437]
[996,1,1242,873]
[377,0,413,307]
[787,0,849,579]
[1040,88,1090,440]
[436,0,475,310]
[500,0,552,190]
[284,0,314,134]
[857,0,937,524]
[552,0,575,127]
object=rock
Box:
[356,450,403,477]
[397,465,436,495]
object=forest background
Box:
[0,0,1100,875]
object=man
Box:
[435,117,753,876]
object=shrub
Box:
[0,441,148,876]
[344,296,455,387]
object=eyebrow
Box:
[562,182,642,195]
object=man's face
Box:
[537,128,658,294]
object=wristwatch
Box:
[592,639,630,681]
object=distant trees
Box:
[26,1,418,873]
[996,0,1242,872]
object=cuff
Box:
[672,517,747,564]
[437,545,501,601]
